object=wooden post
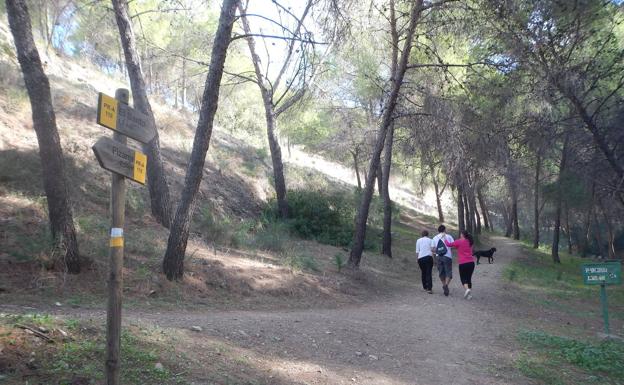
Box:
[105,88,129,385]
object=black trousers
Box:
[417,256,433,290]
[459,262,475,288]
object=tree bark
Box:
[463,190,473,234]
[347,0,424,268]
[510,183,520,240]
[352,150,362,189]
[533,152,541,248]
[599,200,616,259]
[112,0,172,228]
[381,122,394,258]
[181,57,187,107]
[593,211,607,258]
[581,182,595,258]
[162,0,238,281]
[457,184,465,232]
[376,162,383,197]
[564,202,572,254]
[381,0,399,259]
[477,188,490,231]
[6,0,81,273]
[266,114,288,218]
[504,202,513,238]
[552,136,569,264]
[470,189,481,234]
[239,9,289,219]
[430,164,444,223]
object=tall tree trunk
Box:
[464,191,473,234]
[162,0,238,280]
[381,122,394,258]
[173,79,179,109]
[552,136,569,264]
[430,164,444,223]
[599,200,616,259]
[564,202,572,254]
[6,0,81,273]
[266,113,288,218]
[381,0,399,259]
[510,183,520,240]
[504,202,513,238]
[593,211,607,258]
[581,182,595,257]
[457,184,466,232]
[112,0,172,228]
[352,150,362,189]
[533,152,541,248]
[376,162,383,197]
[181,57,187,107]
[471,190,481,234]
[347,0,424,268]
[477,188,490,231]
[117,42,125,76]
[469,189,478,234]
[239,9,288,219]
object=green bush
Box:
[250,221,289,252]
[334,252,345,272]
[283,252,319,272]
[196,206,247,248]
[263,189,389,250]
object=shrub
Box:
[334,252,345,272]
[196,206,245,248]
[255,147,268,161]
[250,221,289,252]
[264,188,388,250]
[283,252,319,272]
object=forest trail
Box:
[2,236,528,385]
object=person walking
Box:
[444,230,476,299]
[431,225,454,296]
[416,230,434,293]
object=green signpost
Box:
[582,261,622,335]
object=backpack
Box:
[436,238,448,256]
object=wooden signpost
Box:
[92,137,147,185]
[582,261,622,335]
[96,92,156,143]
[92,88,155,385]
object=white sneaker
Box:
[464,289,471,299]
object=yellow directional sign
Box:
[92,137,148,184]
[96,92,156,143]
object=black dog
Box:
[473,248,496,264]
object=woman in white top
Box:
[415,230,434,293]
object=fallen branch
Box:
[15,324,55,343]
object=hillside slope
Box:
[0,20,444,311]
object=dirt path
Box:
[3,237,529,384]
